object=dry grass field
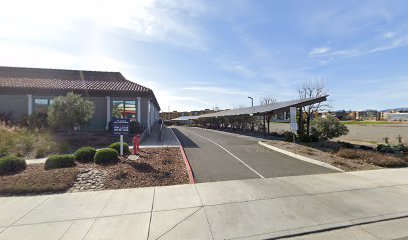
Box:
[268,122,408,145]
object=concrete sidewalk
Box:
[1,168,408,240]
[139,125,179,148]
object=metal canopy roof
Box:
[199,95,328,118]
[171,116,201,121]
[170,95,328,121]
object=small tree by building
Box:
[47,92,95,131]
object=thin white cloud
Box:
[0,42,78,69]
[309,34,408,60]
[383,32,395,39]
[365,34,408,54]
[0,0,208,50]
[300,1,396,37]
[182,86,251,96]
[216,55,257,78]
[308,47,330,56]
[0,42,129,72]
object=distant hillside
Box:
[381,107,408,112]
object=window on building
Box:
[34,98,52,113]
[112,100,137,121]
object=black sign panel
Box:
[112,118,130,135]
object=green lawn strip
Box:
[341,121,395,125]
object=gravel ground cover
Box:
[264,140,408,171]
[0,164,79,195]
[0,147,189,196]
[102,147,189,189]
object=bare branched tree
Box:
[298,80,330,137]
[259,93,277,133]
[259,94,277,105]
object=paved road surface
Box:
[172,126,337,183]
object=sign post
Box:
[289,107,298,143]
[112,118,130,156]
[120,135,124,155]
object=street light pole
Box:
[248,96,253,107]
[248,96,254,131]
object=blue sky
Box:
[1,0,407,111]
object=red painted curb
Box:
[179,145,195,184]
[170,128,195,184]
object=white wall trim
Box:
[27,94,33,115]
[106,96,111,130]
[137,97,141,123]
[147,100,151,133]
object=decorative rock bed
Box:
[69,168,107,192]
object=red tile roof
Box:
[0,66,160,109]
[0,66,151,92]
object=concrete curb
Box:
[258,141,344,172]
[170,128,196,184]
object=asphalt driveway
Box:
[172,126,337,183]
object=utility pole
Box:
[248,96,254,131]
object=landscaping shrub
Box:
[74,146,96,162]
[337,149,360,159]
[44,154,75,170]
[94,148,119,164]
[339,141,355,149]
[28,112,48,129]
[0,155,26,175]
[58,140,71,153]
[310,115,349,141]
[283,131,295,142]
[35,147,47,159]
[377,144,408,153]
[0,123,57,158]
[129,121,144,134]
[0,111,13,125]
[109,142,130,155]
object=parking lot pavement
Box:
[1,168,408,240]
[171,126,337,183]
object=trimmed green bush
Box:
[377,144,408,153]
[0,155,26,175]
[44,154,75,170]
[74,146,96,162]
[94,148,119,164]
[109,142,130,155]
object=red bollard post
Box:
[136,134,140,151]
[133,135,138,155]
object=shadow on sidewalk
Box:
[172,128,200,148]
